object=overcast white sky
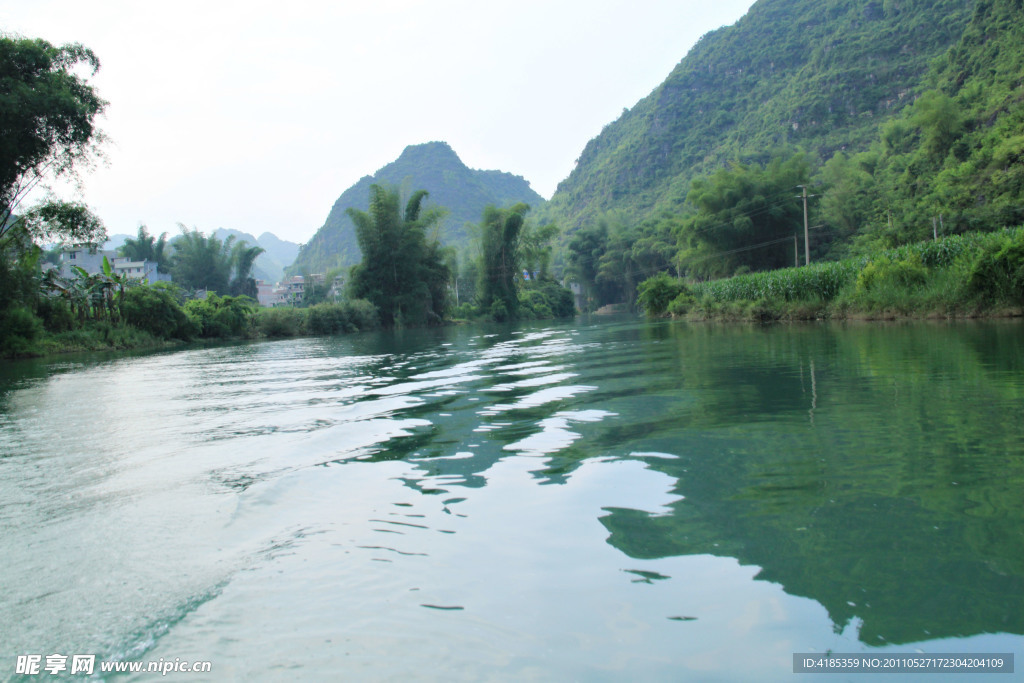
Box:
[4,0,753,244]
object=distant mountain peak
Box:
[397,140,461,162]
[289,142,543,274]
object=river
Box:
[1,316,1022,681]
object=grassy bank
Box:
[638,228,1024,322]
[1,298,384,360]
[2,283,576,361]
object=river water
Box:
[1,317,1022,681]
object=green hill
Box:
[863,0,1024,241]
[290,141,544,274]
[545,0,976,232]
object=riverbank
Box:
[0,320,180,360]
[639,227,1024,323]
[3,278,579,361]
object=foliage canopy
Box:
[0,35,107,232]
[347,184,451,328]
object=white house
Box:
[58,247,171,284]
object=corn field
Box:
[690,259,863,303]
[685,228,1023,304]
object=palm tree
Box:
[169,225,236,293]
[169,225,268,297]
[229,241,265,298]
[347,185,449,327]
[119,225,169,272]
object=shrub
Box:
[34,297,75,333]
[256,307,306,338]
[667,290,697,316]
[184,294,257,338]
[488,299,510,322]
[857,253,928,293]
[121,286,197,340]
[451,302,478,320]
[0,307,44,356]
[342,299,380,331]
[691,259,861,304]
[637,272,689,315]
[256,299,379,338]
[519,289,553,319]
[968,229,1024,303]
[518,279,575,319]
[307,303,350,334]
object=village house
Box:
[57,247,171,285]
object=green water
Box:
[1,317,1022,681]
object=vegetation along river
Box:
[1,316,1022,681]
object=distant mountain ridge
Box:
[290,141,544,275]
[544,0,977,231]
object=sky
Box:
[3,0,754,245]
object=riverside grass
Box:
[663,228,1024,320]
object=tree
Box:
[119,225,170,272]
[818,151,879,256]
[1,200,107,254]
[565,221,622,310]
[228,240,265,298]
[520,221,559,280]
[347,184,450,327]
[0,36,107,233]
[169,225,263,295]
[120,283,196,340]
[675,154,809,279]
[910,90,964,162]
[170,226,235,293]
[595,218,642,308]
[477,203,529,321]
[300,267,344,307]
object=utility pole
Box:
[796,186,814,266]
[794,234,799,268]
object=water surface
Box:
[2,317,1022,680]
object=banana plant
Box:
[101,255,130,322]
[68,265,96,321]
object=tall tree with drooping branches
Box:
[0,36,107,236]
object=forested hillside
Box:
[866,0,1024,241]
[290,142,543,274]
[549,0,1024,311]
[545,0,975,232]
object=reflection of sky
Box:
[503,410,615,457]
[125,454,845,680]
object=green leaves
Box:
[119,225,170,273]
[0,36,107,228]
[16,200,106,247]
[545,0,974,234]
[169,226,263,296]
[347,184,450,328]
[477,203,530,321]
[676,153,808,278]
[690,259,861,304]
[637,272,689,316]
